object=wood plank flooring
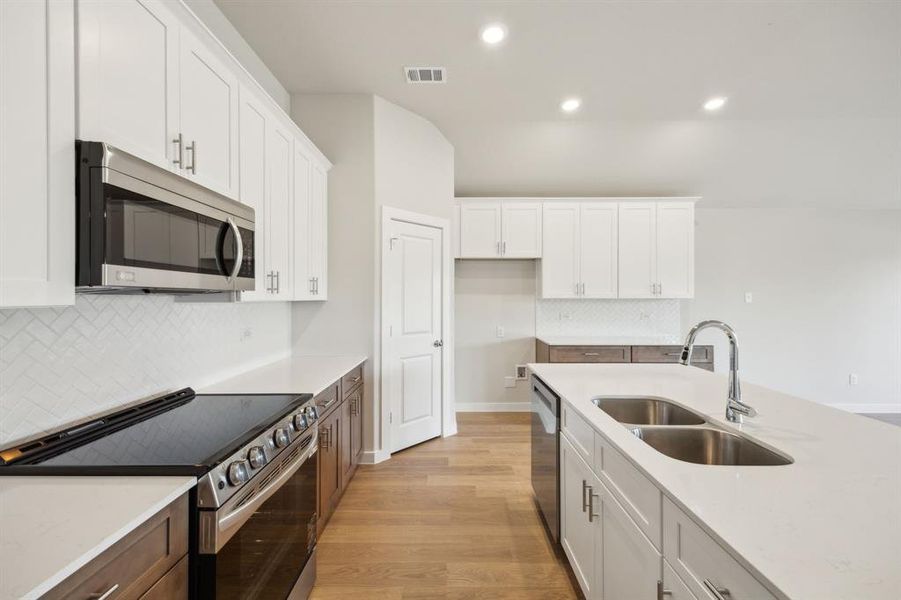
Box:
[310,412,581,600]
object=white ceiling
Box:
[215,0,901,207]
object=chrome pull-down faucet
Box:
[681,320,757,424]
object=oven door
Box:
[197,432,318,600]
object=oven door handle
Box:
[216,431,317,546]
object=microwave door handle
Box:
[225,217,243,282]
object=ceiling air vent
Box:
[405,66,446,84]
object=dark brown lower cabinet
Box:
[44,494,188,600]
[536,340,714,371]
[316,362,366,534]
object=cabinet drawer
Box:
[45,494,188,600]
[549,345,631,363]
[594,432,662,550]
[663,498,777,600]
[341,364,363,399]
[315,382,341,419]
[140,555,188,599]
[632,345,713,364]
[561,401,595,465]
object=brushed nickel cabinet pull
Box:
[581,479,590,512]
[588,489,599,522]
[172,134,183,168]
[583,352,600,356]
[702,579,731,600]
[656,580,672,600]
[89,584,119,600]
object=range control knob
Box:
[293,413,308,431]
[227,461,250,486]
[247,446,266,469]
[305,405,318,423]
[273,427,290,448]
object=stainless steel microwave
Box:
[76,141,254,293]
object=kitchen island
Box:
[529,362,901,600]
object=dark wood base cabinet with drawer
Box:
[44,494,189,600]
[536,340,714,371]
[316,362,365,534]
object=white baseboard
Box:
[456,402,531,412]
[828,403,901,414]
[359,448,391,464]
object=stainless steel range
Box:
[0,389,319,599]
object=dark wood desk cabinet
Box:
[536,340,714,371]
[44,494,189,600]
[316,362,365,533]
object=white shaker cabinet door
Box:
[579,203,618,298]
[501,201,542,258]
[178,28,239,198]
[292,145,313,301]
[599,482,662,599]
[656,202,695,298]
[0,0,75,307]
[266,121,294,300]
[560,435,599,599]
[540,203,580,298]
[237,86,270,301]
[76,0,179,171]
[459,200,501,258]
[618,202,657,298]
[309,163,329,299]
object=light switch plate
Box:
[504,376,515,388]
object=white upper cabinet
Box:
[619,201,695,299]
[579,203,618,298]
[656,202,695,298]
[308,163,329,299]
[237,85,269,301]
[292,144,329,302]
[502,201,542,258]
[265,120,294,300]
[541,203,581,298]
[459,200,502,257]
[178,28,239,198]
[0,0,75,307]
[457,199,542,258]
[541,202,618,299]
[618,202,658,298]
[76,0,179,172]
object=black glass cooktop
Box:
[0,390,310,476]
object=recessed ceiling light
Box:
[480,24,507,45]
[560,98,582,113]
[703,96,727,111]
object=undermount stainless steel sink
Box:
[593,397,706,426]
[630,426,793,466]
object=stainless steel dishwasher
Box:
[531,375,560,543]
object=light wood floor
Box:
[310,412,581,600]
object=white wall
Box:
[685,208,901,412]
[455,260,536,410]
[0,295,291,446]
[290,94,455,460]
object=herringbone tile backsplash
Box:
[536,299,682,340]
[0,295,291,446]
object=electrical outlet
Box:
[559,312,571,321]
[515,365,528,379]
[241,328,253,341]
[745,292,753,304]
[849,373,859,386]
[504,376,515,388]
[496,326,505,338]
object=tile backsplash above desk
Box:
[536,298,681,341]
[0,295,291,446]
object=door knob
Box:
[433,340,444,347]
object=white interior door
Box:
[618,202,657,298]
[579,203,618,298]
[656,202,695,298]
[385,219,444,452]
[459,200,501,257]
[501,201,542,258]
[541,203,580,298]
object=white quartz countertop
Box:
[0,476,195,600]
[537,335,681,346]
[528,363,901,600]
[198,354,367,396]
